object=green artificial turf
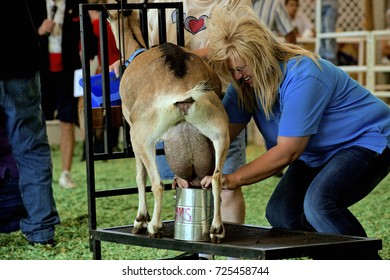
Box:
[0,142,388,260]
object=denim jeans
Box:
[223,129,246,173]
[156,141,174,180]
[320,4,338,64]
[0,72,60,242]
[266,146,390,237]
[0,177,27,233]
[156,128,247,180]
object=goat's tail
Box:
[188,81,217,98]
[173,82,215,116]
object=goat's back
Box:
[119,42,221,110]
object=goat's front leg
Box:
[132,152,150,234]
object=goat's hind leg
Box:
[145,152,165,238]
[134,139,165,238]
[194,122,229,243]
[132,153,150,234]
[189,93,229,243]
[209,138,228,243]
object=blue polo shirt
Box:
[223,56,390,167]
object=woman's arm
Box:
[201,135,310,189]
[229,123,246,141]
[192,47,210,59]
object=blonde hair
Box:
[207,5,320,118]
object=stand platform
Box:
[92,221,382,260]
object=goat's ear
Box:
[107,9,131,23]
[130,11,147,48]
[106,10,118,23]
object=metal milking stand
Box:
[79,0,184,259]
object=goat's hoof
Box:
[132,215,149,234]
[210,224,225,243]
[148,232,162,238]
[147,223,164,238]
[210,234,224,243]
[131,226,147,234]
[148,226,163,238]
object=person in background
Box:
[319,0,338,65]
[253,0,297,44]
[379,8,390,105]
[29,0,98,189]
[0,0,60,245]
[89,3,120,71]
[285,0,315,38]
[0,118,27,233]
[203,6,390,258]
[381,9,390,63]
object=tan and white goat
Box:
[108,10,229,243]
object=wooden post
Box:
[364,0,373,30]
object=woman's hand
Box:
[200,175,213,189]
[173,176,209,189]
[109,59,122,78]
[200,174,240,190]
[172,176,190,189]
[38,19,55,36]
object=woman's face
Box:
[227,57,253,87]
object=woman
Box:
[0,116,27,233]
[202,5,390,238]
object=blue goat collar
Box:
[124,48,148,67]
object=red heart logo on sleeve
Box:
[184,15,208,35]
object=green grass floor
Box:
[0,142,389,260]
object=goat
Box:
[108,9,229,243]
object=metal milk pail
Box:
[174,188,214,241]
